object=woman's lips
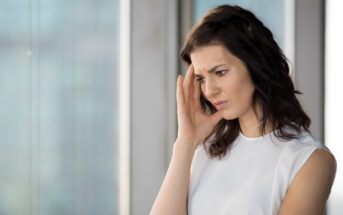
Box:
[214,101,228,110]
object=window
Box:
[0,1,119,214]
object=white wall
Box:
[325,0,343,214]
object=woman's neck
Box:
[238,105,274,138]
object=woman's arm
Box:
[278,148,337,215]
[150,64,223,215]
[149,140,196,215]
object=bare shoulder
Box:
[305,148,337,175]
[278,148,337,215]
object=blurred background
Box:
[0,0,342,214]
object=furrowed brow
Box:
[194,64,226,77]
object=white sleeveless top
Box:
[187,126,334,215]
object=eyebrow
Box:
[194,64,226,77]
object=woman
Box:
[150,5,336,215]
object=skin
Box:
[190,44,272,137]
[150,44,336,215]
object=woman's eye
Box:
[196,71,227,84]
[216,70,227,76]
[196,78,205,84]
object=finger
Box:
[183,64,194,101]
[209,109,224,125]
[176,74,185,113]
[192,78,201,109]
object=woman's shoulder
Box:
[278,140,336,214]
[280,128,331,155]
[275,127,336,188]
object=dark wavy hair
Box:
[180,5,311,159]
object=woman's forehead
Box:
[190,45,235,73]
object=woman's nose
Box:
[204,79,220,98]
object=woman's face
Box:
[190,44,255,120]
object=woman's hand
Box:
[176,64,223,150]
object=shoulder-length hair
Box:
[180,5,311,159]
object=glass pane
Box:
[0,1,30,214]
[193,0,285,50]
[0,0,119,214]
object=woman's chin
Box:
[223,116,236,121]
[221,112,237,121]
